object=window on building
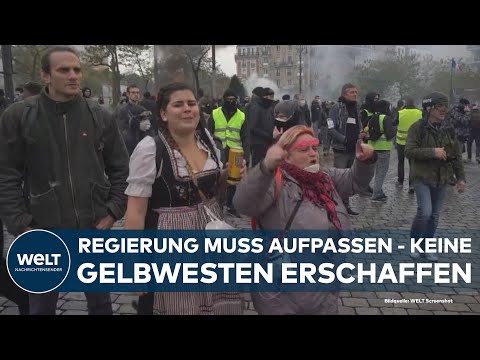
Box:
[256,47,259,55]
[251,62,255,68]
[264,68,268,75]
[277,79,281,87]
[247,48,250,56]
[277,46,280,51]
[287,70,291,76]
[288,80,292,86]
[288,56,292,63]
[237,48,241,55]
[264,57,268,64]
[242,60,246,67]
[276,69,280,76]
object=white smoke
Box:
[243,73,281,99]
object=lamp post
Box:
[211,45,216,99]
[297,45,307,94]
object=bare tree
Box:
[178,45,211,95]
[82,45,149,105]
[11,45,49,83]
[121,45,154,92]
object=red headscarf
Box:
[279,161,342,230]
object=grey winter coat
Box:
[233,159,375,231]
[232,158,375,315]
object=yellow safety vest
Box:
[362,109,372,132]
[396,108,422,145]
[212,108,245,149]
[369,114,393,151]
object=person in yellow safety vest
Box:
[368,100,397,202]
[393,97,422,193]
[208,88,250,217]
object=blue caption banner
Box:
[6,229,479,293]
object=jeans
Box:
[410,183,448,250]
[333,151,356,208]
[372,151,390,198]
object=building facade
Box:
[235,45,310,95]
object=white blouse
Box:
[125,131,222,198]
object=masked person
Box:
[209,89,249,217]
[122,105,156,156]
[273,100,300,141]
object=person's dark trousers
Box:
[226,185,237,209]
[467,130,480,160]
[136,292,154,315]
[29,292,112,315]
[396,143,412,186]
[251,144,268,167]
[333,150,356,209]
[0,259,30,314]
[0,219,30,314]
[410,182,448,250]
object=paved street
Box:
[2,149,479,315]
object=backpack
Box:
[251,167,284,230]
[366,112,383,141]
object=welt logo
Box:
[16,253,61,267]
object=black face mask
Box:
[261,98,274,107]
[223,100,237,111]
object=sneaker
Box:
[347,207,359,216]
[410,252,421,259]
[425,253,439,262]
[371,195,387,202]
[408,187,414,194]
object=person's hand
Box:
[95,214,115,230]
[239,159,247,177]
[273,127,283,139]
[434,147,447,160]
[456,180,466,193]
[358,132,368,141]
[263,144,288,172]
[226,159,248,178]
[355,140,374,161]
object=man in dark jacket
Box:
[327,83,363,215]
[0,46,129,315]
[406,92,465,262]
[248,87,276,166]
